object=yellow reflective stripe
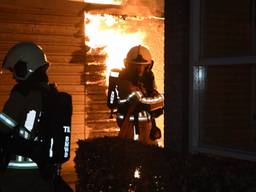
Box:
[49,138,54,158]
[119,92,164,105]
[118,91,143,104]
[117,111,151,121]
[0,112,17,128]
[24,110,36,132]
[8,161,38,169]
[141,94,164,104]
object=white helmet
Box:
[124,45,153,67]
[2,41,49,81]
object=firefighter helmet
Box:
[124,45,153,67]
[2,41,49,81]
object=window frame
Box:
[189,0,256,161]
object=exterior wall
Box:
[85,52,119,138]
[0,0,85,188]
[164,0,190,152]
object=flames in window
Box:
[84,0,123,5]
[84,13,146,80]
[83,0,164,146]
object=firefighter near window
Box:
[0,42,73,192]
[107,45,164,145]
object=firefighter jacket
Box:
[0,82,46,169]
[116,72,164,144]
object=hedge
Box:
[75,137,256,192]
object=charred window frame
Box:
[190,0,256,160]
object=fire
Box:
[84,0,123,5]
[84,13,145,79]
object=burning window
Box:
[83,0,164,146]
[84,13,145,78]
[84,0,123,5]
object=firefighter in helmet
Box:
[116,45,164,144]
[0,42,72,192]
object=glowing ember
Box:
[84,13,145,79]
[134,167,141,178]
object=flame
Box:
[84,0,122,5]
[84,13,145,79]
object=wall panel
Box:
[0,1,85,190]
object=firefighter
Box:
[0,42,72,192]
[116,45,164,144]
